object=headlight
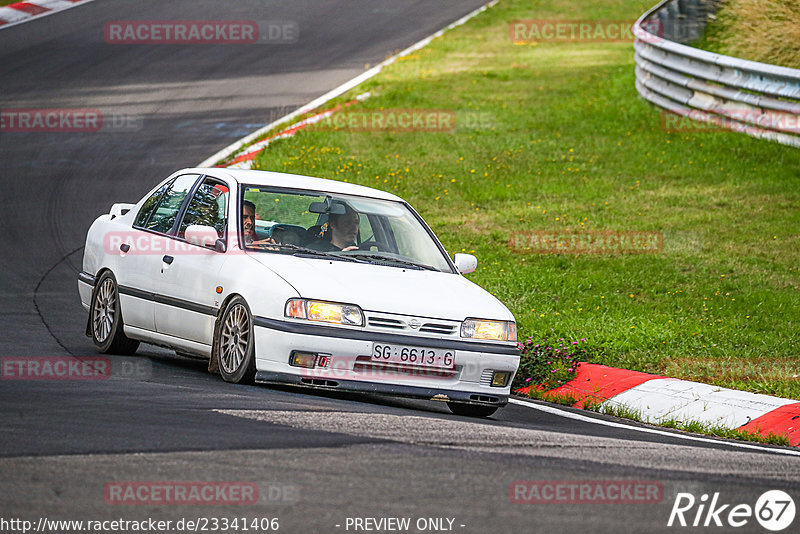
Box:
[461,318,516,341]
[285,299,364,326]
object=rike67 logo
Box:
[668,490,795,531]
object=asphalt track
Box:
[1,2,799,533]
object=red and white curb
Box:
[518,364,800,446]
[0,0,93,29]
[223,98,362,170]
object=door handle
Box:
[120,243,130,253]
[162,255,174,264]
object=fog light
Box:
[290,351,318,369]
[491,371,511,387]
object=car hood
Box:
[247,253,514,322]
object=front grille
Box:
[300,378,339,387]
[479,369,494,386]
[366,312,460,336]
[368,316,405,330]
[470,394,500,404]
[420,323,455,335]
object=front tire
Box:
[90,271,139,355]
[447,402,498,418]
[216,296,256,384]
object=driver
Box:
[309,205,360,251]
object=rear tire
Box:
[90,271,139,355]
[216,296,256,384]
[447,402,498,418]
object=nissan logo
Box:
[408,319,421,329]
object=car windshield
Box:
[241,186,454,273]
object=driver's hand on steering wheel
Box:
[253,237,279,250]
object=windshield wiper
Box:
[253,243,369,263]
[351,253,439,271]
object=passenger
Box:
[242,200,258,245]
[242,200,280,248]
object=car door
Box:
[118,173,201,332]
[153,176,231,346]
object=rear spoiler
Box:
[109,203,135,219]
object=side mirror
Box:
[185,225,219,249]
[453,253,477,274]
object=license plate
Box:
[371,343,455,369]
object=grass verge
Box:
[236,0,800,400]
[699,0,800,69]
[521,391,791,446]
[590,400,792,446]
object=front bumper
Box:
[255,371,509,406]
[253,316,520,406]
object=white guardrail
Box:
[633,0,800,147]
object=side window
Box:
[243,189,320,228]
[178,179,229,238]
[141,174,199,234]
[358,214,375,245]
[134,180,173,228]
[242,188,323,244]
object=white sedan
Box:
[78,168,519,417]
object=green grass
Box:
[697,0,800,69]
[239,0,800,399]
[520,391,791,446]
[523,387,580,407]
[588,401,791,446]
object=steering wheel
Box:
[358,239,391,252]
